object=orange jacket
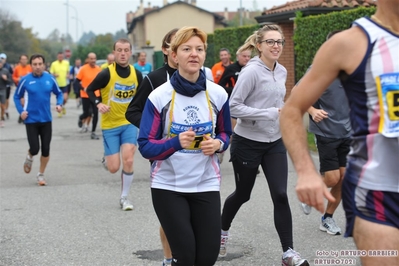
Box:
[76,64,101,98]
[12,65,32,85]
[211,61,233,84]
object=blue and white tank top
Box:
[342,17,399,192]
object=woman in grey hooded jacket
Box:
[219,24,309,266]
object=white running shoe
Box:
[120,197,133,211]
[320,216,341,235]
[24,155,33,174]
[219,234,229,257]
[282,248,309,266]
[37,173,46,186]
[101,157,108,171]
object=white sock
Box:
[221,230,229,236]
[121,170,134,198]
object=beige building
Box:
[126,0,226,52]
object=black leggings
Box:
[79,98,98,132]
[221,152,293,252]
[25,122,52,157]
[152,188,221,266]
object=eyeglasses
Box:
[260,39,285,47]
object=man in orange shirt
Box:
[13,54,32,85]
[13,54,32,124]
[211,48,233,84]
[75,52,101,139]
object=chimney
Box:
[148,2,151,8]
[163,0,167,5]
[224,7,228,21]
[140,0,143,9]
[191,0,197,6]
[127,11,134,22]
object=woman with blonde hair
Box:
[219,24,309,266]
[138,26,232,266]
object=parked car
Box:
[95,59,106,67]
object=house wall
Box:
[277,22,295,101]
[142,5,223,51]
[129,20,146,52]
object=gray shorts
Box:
[0,91,6,104]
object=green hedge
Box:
[204,33,214,68]
[205,25,260,67]
[294,6,376,81]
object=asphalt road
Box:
[0,91,361,266]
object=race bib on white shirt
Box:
[376,72,399,137]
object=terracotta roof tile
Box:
[263,0,376,15]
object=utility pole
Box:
[239,0,243,26]
[66,0,69,47]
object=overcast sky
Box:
[1,0,287,41]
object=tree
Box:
[114,29,127,41]
[46,29,62,42]
[24,28,49,58]
[1,8,127,64]
[71,44,111,63]
[0,9,31,63]
[79,31,96,46]
[91,33,114,48]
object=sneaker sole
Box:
[300,203,312,215]
[219,247,227,257]
[299,260,310,266]
[38,181,46,186]
[24,161,32,174]
[319,224,341,235]
[120,203,134,211]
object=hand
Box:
[200,135,220,156]
[296,170,335,213]
[216,70,222,78]
[310,109,328,123]
[1,74,7,80]
[178,127,195,149]
[21,111,28,120]
[55,105,62,113]
[97,103,111,114]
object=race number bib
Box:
[376,73,399,137]
[111,83,136,103]
[169,122,213,152]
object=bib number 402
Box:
[115,90,134,99]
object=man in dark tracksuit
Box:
[217,49,251,98]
